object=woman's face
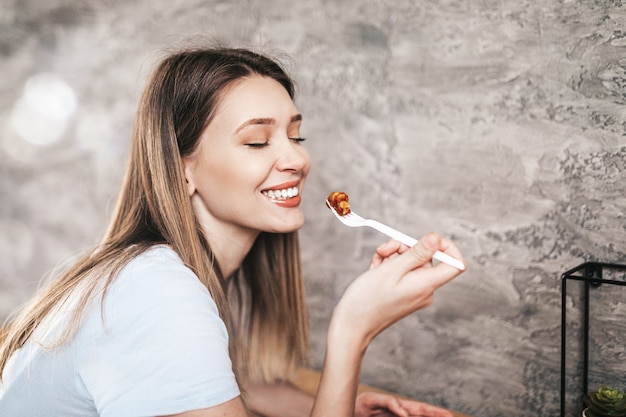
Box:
[183,75,311,239]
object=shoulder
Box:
[77,246,239,415]
[120,245,198,285]
[109,245,210,306]
[94,245,224,336]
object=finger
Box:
[357,392,409,417]
[432,237,466,273]
[370,239,407,269]
[376,232,442,277]
[384,397,409,417]
[370,254,406,270]
[408,232,442,267]
[377,239,405,258]
[440,238,464,263]
[370,254,383,269]
[398,399,453,417]
[378,233,465,290]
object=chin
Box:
[269,218,304,234]
[273,225,303,234]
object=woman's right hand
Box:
[330,232,465,349]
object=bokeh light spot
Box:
[10,73,78,146]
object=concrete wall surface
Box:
[1,1,625,416]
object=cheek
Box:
[219,158,270,192]
[193,156,242,196]
[301,149,312,176]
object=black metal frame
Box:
[560,262,626,417]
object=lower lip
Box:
[267,195,302,208]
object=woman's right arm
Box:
[167,232,464,417]
[311,232,464,417]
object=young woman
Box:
[0,46,465,417]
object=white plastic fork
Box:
[326,201,465,271]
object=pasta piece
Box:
[327,191,351,216]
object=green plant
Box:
[584,386,626,417]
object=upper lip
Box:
[261,180,301,192]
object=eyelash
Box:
[246,137,306,148]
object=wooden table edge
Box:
[289,367,472,417]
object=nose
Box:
[275,137,310,172]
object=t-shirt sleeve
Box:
[78,250,240,417]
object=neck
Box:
[209,230,258,279]
[190,196,259,279]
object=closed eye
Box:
[246,141,270,148]
[246,137,305,148]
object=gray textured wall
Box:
[2,1,626,416]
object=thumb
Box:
[377,232,440,276]
[409,232,440,265]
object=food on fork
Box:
[325,191,466,270]
[327,191,351,216]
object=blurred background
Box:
[1,1,625,416]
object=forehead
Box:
[213,75,298,129]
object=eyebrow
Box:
[235,114,302,134]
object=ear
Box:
[181,158,197,197]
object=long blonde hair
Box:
[0,46,309,384]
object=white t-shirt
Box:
[0,245,240,416]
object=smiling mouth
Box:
[262,186,299,201]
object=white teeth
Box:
[263,186,299,200]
